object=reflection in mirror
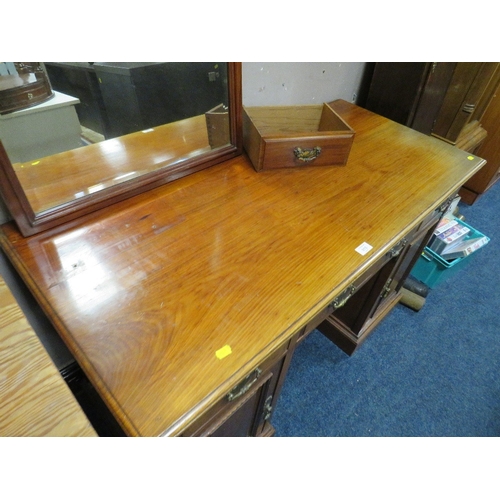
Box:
[0,62,53,114]
[14,113,225,214]
[44,62,229,143]
[0,62,242,237]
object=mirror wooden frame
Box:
[0,62,242,237]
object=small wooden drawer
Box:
[243,103,355,171]
[0,64,54,114]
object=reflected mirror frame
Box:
[0,62,243,237]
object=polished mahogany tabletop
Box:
[0,101,485,436]
[13,114,212,214]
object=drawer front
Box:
[296,237,404,344]
[414,198,453,235]
[262,135,353,169]
[180,340,290,436]
[317,202,445,354]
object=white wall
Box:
[242,62,367,106]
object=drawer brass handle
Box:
[227,368,262,402]
[263,395,273,421]
[438,196,455,214]
[387,238,407,258]
[462,103,475,114]
[294,146,322,162]
[331,284,357,310]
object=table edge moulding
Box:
[0,100,486,436]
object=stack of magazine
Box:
[428,215,489,261]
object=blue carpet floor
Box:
[272,180,500,437]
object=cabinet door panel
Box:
[332,257,398,335]
[464,78,500,193]
[364,62,431,126]
[206,372,274,437]
[180,340,291,437]
[411,63,456,134]
[432,63,498,144]
[317,207,442,355]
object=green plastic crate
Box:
[411,219,489,289]
[411,247,468,288]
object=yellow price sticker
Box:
[216,345,232,360]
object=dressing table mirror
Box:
[0,62,242,236]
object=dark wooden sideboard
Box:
[460,84,500,203]
[0,101,485,436]
[364,62,500,204]
[45,62,228,140]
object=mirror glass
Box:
[0,62,241,236]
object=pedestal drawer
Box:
[180,340,291,437]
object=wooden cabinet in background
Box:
[46,62,228,140]
[364,62,500,204]
[45,62,110,137]
[460,83,500,204]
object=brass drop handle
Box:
[227,368,262,402]
[263,395,273,421]
[293,146,322,162]
[387,238,408,258]
[331,284,357,310]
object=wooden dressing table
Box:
[0,100,485,436]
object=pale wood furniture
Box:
[0,101,485,436]
[0,276,96,436]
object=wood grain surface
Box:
[0,101,486,436]
[0,277,96,436]
[13,114,212,214]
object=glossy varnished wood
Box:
[461,77,500,203]
[0,101,486,436]
[243,104,355,170]
[14,114,212,214]
[0,277,96,436]
[0,63,242,237]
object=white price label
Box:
[355,242,373,256]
